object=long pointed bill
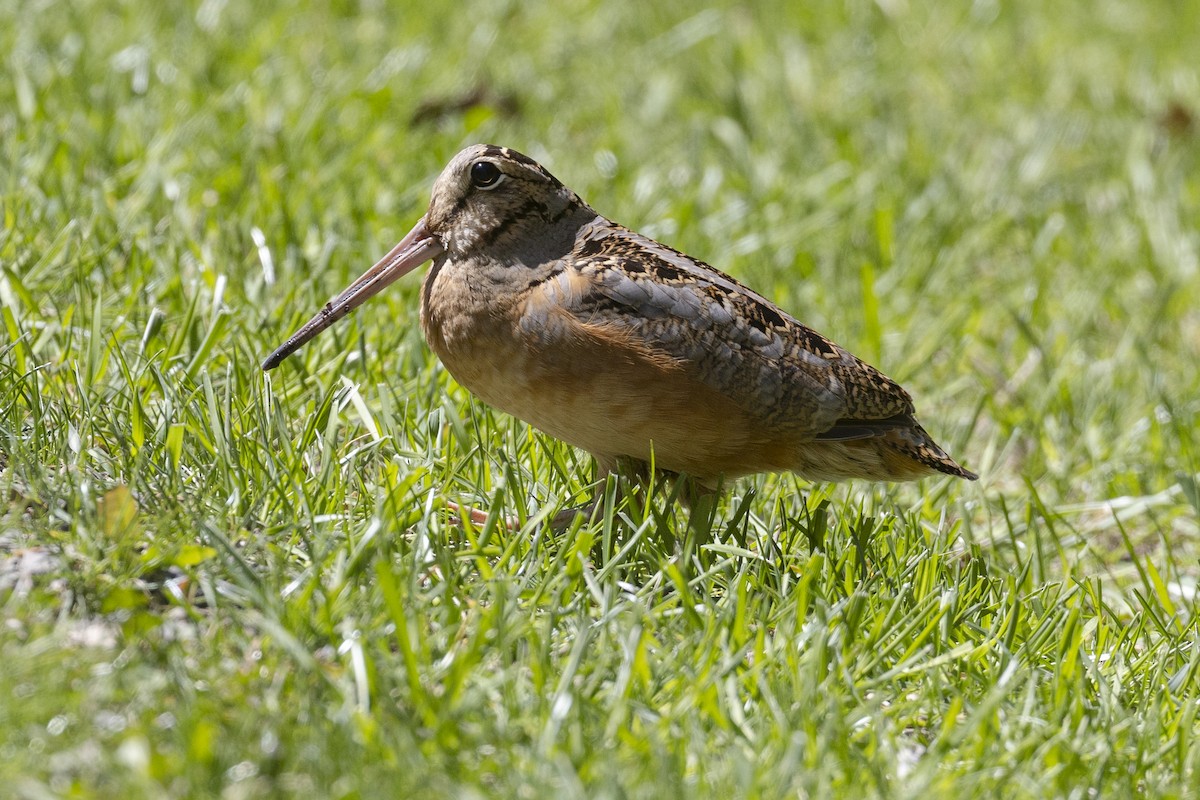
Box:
[262,216,443,370]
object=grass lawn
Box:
[3,0,1199,796]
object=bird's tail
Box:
[883,423,977,480]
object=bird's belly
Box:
[431,328,791,482]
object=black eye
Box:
[470,161,503,189]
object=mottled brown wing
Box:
[545,221,917,439]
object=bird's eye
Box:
[470,161,503,189]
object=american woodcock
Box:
[264,144,976,502]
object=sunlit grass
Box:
[2,0,1198,796]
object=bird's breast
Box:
[419,260,540,408]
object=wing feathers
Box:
[541,222,916,438]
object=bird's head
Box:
[262,144,589,370]
[426,144,585,260]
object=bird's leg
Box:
[446,498,587,531]
[542,460,620,530]
[444,461,718,540]
[446,461,616,532]
[444,501,497,528]
[540,457,663,530]
[668,475,720,564]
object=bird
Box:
[263,144,976,519]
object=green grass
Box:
[2,0,1199,796]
